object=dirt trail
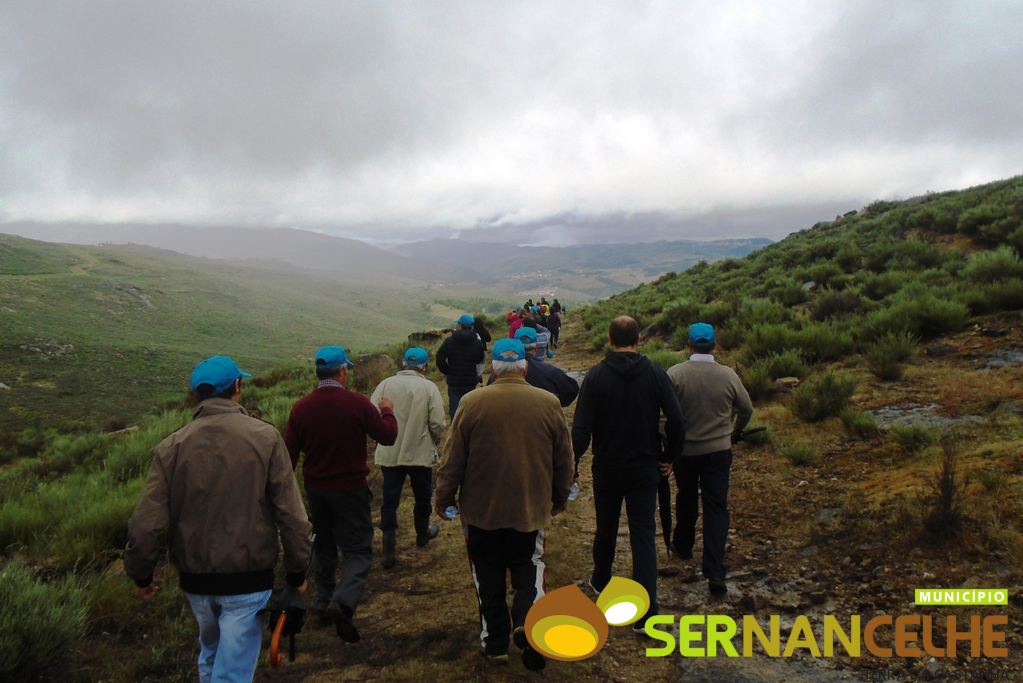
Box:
[256,317,1018,682]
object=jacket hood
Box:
[451,328,478,344]
[602,352,653,380]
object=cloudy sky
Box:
[1,1,1020,243]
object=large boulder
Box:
[408,329,450,345]
[352,353,397,392]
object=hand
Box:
[297,579,309,593]
[552,504,565,517]
[134,581,160,602]
[379,397,394,412]
[659,462,673,476]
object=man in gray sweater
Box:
[666,323,753,595]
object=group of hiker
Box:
[124,307,752,680]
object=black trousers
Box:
[307,485,373,612]
[379,465,432,535]
[447,385,474,419]
[673,449,733,581]
[466,525,546,655]
[591,464,659,620]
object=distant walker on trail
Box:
[436,313,485,418]
[370,347,447,568]
[125,355,312,683]
[284,346,398,643]
[665,322,753,595]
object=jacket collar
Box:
[193,397,247,419]
[689,353,716,363]
[493,374,528,385]
[397,369,426,377]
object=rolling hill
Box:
[0,234,477,432]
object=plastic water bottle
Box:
[445,505,459,520]
[568,481,580,502]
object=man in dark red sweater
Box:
[285,345,398,643]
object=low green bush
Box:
[740,363,775,401]
[780,442,821,466]
[793,372,856,422]
[961,246,1023,283]
[957,279,1023,314]
[811,289,862,321]
[862,294,969,341]
[889,423,938,455]
[645,348,682,370]
[840,408,879,438]
[864,332,916,381]
[0,562,88,681]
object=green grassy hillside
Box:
[580,175,1023,355]
[0,235,467,434]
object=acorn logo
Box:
[524,577,650,661]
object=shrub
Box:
[780,442,821,466]
[888,423,937,455]
[0,562,88,680]
[865,332,917,381]
[740,363,775,401]
[811,289,862,321]
[743,324,796,360]
[768,279,808,307]
[961,246,1023,283]
[792,373,856,422]
[739,298,792,326]
[794,322,855,363]
[807,261,844,288]
[761,349,809,379]
[645,348,682,370]
[862,295,969,341]
[925,434,965,538]
[840,408,879,438]
[656,298,702,335]
[859,271,909,300]
[957,280,1023,314]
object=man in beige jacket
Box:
[666,323,753,595]
[370,346,446,567]
[435,338,574,671]
[125,355,311,683]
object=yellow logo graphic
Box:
[525,576,650,661]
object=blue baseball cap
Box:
[457,313,475,326]
[514,327,538,344]
[403,347,429,366]
[689,322,716,347]
[190,355,251,394]
[492,338,526,362]
[315,345,354,369]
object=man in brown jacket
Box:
[125,355,311,683]
[435,338,574,671]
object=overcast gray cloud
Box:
[1,0,1020,241]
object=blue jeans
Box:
[185,590,272,683]
[447,385,475,419]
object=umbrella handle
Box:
[269,613,287,668]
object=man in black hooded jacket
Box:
[572,315,685,630]
[437,313,486,418]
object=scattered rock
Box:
[801,280,817,291]
[408,329,449,345]
[800,545,819,557]
[979,349,1023,369]
[0,306,15,313]
[18,339,75,358]
[796,480,809,488]
[816,508,842,525]
[868,402,985,429]
[776,376,801,389]
[925,343,956,357]
[116,283,155,309]
[0,382,9,391]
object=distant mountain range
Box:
[1,221,771,299]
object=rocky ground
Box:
[253,315,1020,681]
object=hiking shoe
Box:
[708,578,728,595]
[326,601,361,643]
[514,627,546,671]
[480,646,509,664]
[586,576,605,596]
[416,523,440,547]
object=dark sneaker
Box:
[416,523,440,547]
[708,578,728,595]
[586,576,606,596]
[326,601,361,643]
[514,627,546,671]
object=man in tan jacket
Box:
[435,338,574,671]
[125,355,311,683]
[666,323,753,596]
[370,346,447,567]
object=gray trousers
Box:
[307,485,373,612]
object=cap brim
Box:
[239,370,252,378]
